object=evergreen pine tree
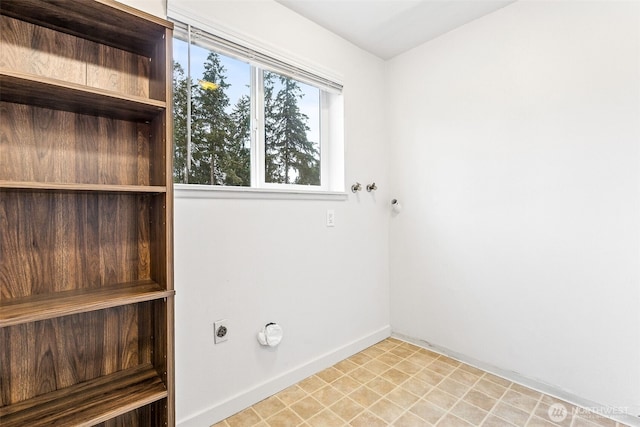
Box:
[172,61,189,183]
[190,52,233,184]
[264,72,319,185]
[227,94,251,186]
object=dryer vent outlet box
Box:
[214,320,229,344]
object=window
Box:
[172,21,344,193]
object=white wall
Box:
[119,0,640,423]
[165,1,391,425]
[388,0,640,419]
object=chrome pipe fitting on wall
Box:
[351,182,362,193]
[366,182,377,192]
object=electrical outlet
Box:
[326,209,335,227]
[214,319,229,344]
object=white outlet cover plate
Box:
[214,319,229,344]
[326,209,335,227]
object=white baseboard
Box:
[177,326,391,427]
[392,332,640,427]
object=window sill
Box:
[174,184,348,201]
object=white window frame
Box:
[170,17,346,198]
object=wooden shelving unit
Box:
[0,0,175,425]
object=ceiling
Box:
[275,0,516,59]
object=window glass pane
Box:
[173,38,251,186]
[264,71,321,186]
[172,38,190,183]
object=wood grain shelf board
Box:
[0,70,166,121]
[0,0,172,57]
[0,281,175,327]
[0,364,167,427]
[0,181,167,193]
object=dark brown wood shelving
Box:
[0,281,175,327]
[0,180,167,193]
[0,70,166,121]
[0,0,169,56]
[0,364,167,427]
[0,0,174,424]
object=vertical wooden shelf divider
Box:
[0,0,175,425]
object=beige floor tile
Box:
[349,410,388,427]
[226,408,262,427]
[502,389,540,413]
[312,385,345,407]
[366,376,397,395]
[450,368,482,387]
[387,386,421,407]
[316,367,343,383]
[253,396,286,419]
[331,397,365,422]
[348,352,373,366]
[437,414,474,426]
[332,376,362,394]
[376,339,399,351]
[402,377,432,397]
[369,398,405,423]
[451,400,489,425]
[491,401,531,426]
[482,415,517,426]
[482,372,512,387]
[410,399,447,424]
[439,378,472,398]
[419,348,442,357]
[378,352,404,366]
[393,411,432,426]
[307,409,345,427]
[424,388,460,411]
[349,385,382,407]
[390,345,417,359]
[363,359,392,375]
[416,368,446,386]
[462,389,498,412]
[218,339,622,427]
[473,379,508,399]
[407,351,439,366]
[437,355,462,368]
[380,368,411,385]
[510,383,543,400]
[458,363,486,377]
[276,385,308,405]
[396,359,423,375]
[526,416,558,426]
[348,367,377,384]
[334,359,359,374]
[361,346,385,358]
[298,375,326,393]
[427,360,458,376]
[290,396,325,419]
[266,408,304,426]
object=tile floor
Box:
[213,338,629,427]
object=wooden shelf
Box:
[0,181,167,193]
[0,0,171,57]
[0,1,175,423]
[0,364,167,427]
[0,281,175,327]
[0,70,166,121]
